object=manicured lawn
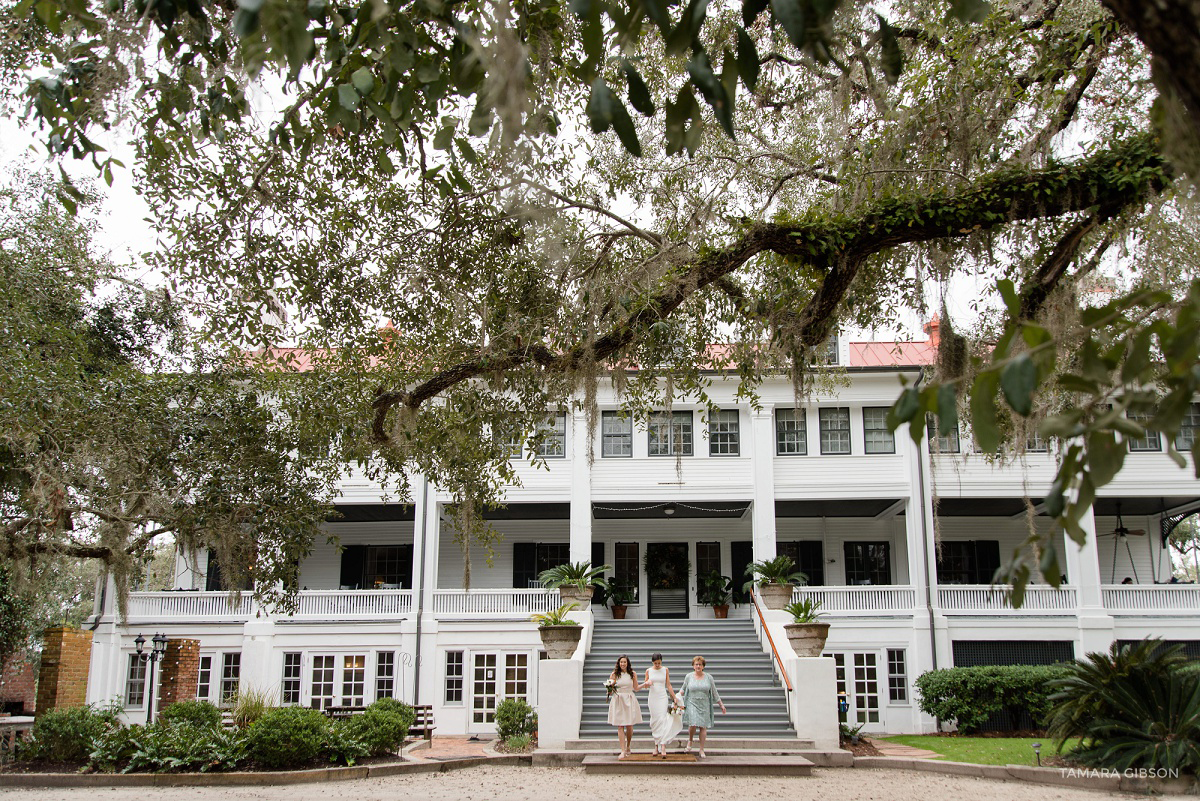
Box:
[880,735,1046,766]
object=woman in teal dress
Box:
[679,655,726,758]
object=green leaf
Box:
[887,387,921,431]
[948,0,989,23]
[936,384,957,437]
[609,94,642,156]
[351,66,374,95]
[1000,353,1037,416]
[1056,374,1100,395]
[996,278,1019,320]
[877,15,903,85]
[1040,410,1082,439]
[687,53,734,138]
[587,78,615,133]
[623,63,655,116]
[1120,328,1153,385]
[432,122,454,150]
[1086,429,1125,487]
[742,0,768,25]
[643,0,670,31]
[1044,477,1065,517]
[971,371,1000,453]
[736,27,760,91]
[233,7,260,37]
[337,84,360,111]
[665,87,695,155]
[1039,545,1060,586]
[770,0,808,49]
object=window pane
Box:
[844,542,891,585]
[819,407,851,454]
[888,649,908,703]
[126,654,147,707]
[341,654,366,706]
[494,423,522,458]
[862,407,894,454]
[197,655,212,701]
[649,411,692,456]
[695,542,721,602]
[601,411,632,457]
[375,652,395,700]
[709,410,740,456]
[221,653,241,705]
[281,652,302,705]
[1175,403,1200,451]
[445,651,464,704]
[1127,411,1162,452]
[311,655,335,710]
[614,543,640,603]
[926,416,959,453]
[535,412,566,458]
[776,408,807,455]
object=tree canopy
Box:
[3,0,1199,601]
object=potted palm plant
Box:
[698,570,735,618]
[743,555,807,609]
[783,599,830,656]
[596,579,636,619]
[531,602,583,658]
[538,560,611,611]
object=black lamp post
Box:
[135,633,169,725]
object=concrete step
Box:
[564,737,818,751]
[580,753,814,775]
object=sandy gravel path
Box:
[0,765,1141,801]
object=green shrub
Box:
[88,724,140,772]
[494,698,536,740]
[91,722,248,774]
[1047,640,1200,775]
[915,664,1070,733]
[338,698,414,757]
[326,720,371,766]
[503,733,532,751]
[246,707,329,769]
[20,704,123,763]
[160,700,221,729]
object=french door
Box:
[646,542,690,618]
[833,652,882,730]
[469,652,531,733]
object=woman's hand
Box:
[719,702,727,714]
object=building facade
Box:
[84,328,1200,735]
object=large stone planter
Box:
[784,622,830,657]
[538,625,583,659]
[558,586,593,611]
[757,583,794,610]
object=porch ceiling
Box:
[774,498,902,517]
[936,495,1198,517]
[330,503,415,522]
[592,501,750,519]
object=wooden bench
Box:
[409,704,436,741]
[325,705,367,721]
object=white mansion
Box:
[84,321,1200,736]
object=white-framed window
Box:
[281,652,302,705]
[504,653,529,701]
[493,423,522,459]
[1127,411,1161,452]
[709,409,740,456]
[887,649,908,703]
[862,407,894,454]
[341,654,366,706]
[126,653,147,707]
[1177,403,1200,451]
[220,653,241,705]
[601,411,632,457]
[311,655,336,710]
[776,408,807,455]
[196,655,213,701]
[819,407,851,454]
[534,412,567,458]
[648,411,693,456]
[375,651,396,700]
[1026,433,1048,452]
[926,416,960,453]
[445,650,464,704]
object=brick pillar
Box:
[156,639,201,714]
[36,627,93,714]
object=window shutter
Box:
[798,541,825,586]
[513,543,537,589]
[205,549,222,592]
[591,542,605,571]
[730,540,753,603]
[339,545,367,589]
[399,544,415,589]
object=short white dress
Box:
[607,673,644,726]
[646,666,683,746]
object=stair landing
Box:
[582,752,814,776]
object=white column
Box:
[750,408,778,561]
[569,410,593,564]
[86,571,123,706]
[1064,504,1114,655]
[413,493,442,707]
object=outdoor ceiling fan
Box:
[1102,502,1145,584]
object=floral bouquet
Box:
[605,678,616,700]
[668,697,685,717]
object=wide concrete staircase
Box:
[579,618,796,740]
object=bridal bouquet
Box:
[668,698,685,717]
[605,678,616,700]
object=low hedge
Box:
[915,664,1070,732]
[246,707,330,769]
[19,704,122,763]
[339,698,415,757]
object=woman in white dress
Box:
[643,652,683,757]
[606,655,643,759]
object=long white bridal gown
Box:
[646,666,683,748]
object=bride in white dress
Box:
[643,652,683,756]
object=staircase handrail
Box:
[750,588,794,693]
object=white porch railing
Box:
[290,589,413,619]
[938,585,1078,613]
[125,591,253,622]
[790,585,917,614]
[432,588,558,618]
[1101,585,1200,614]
